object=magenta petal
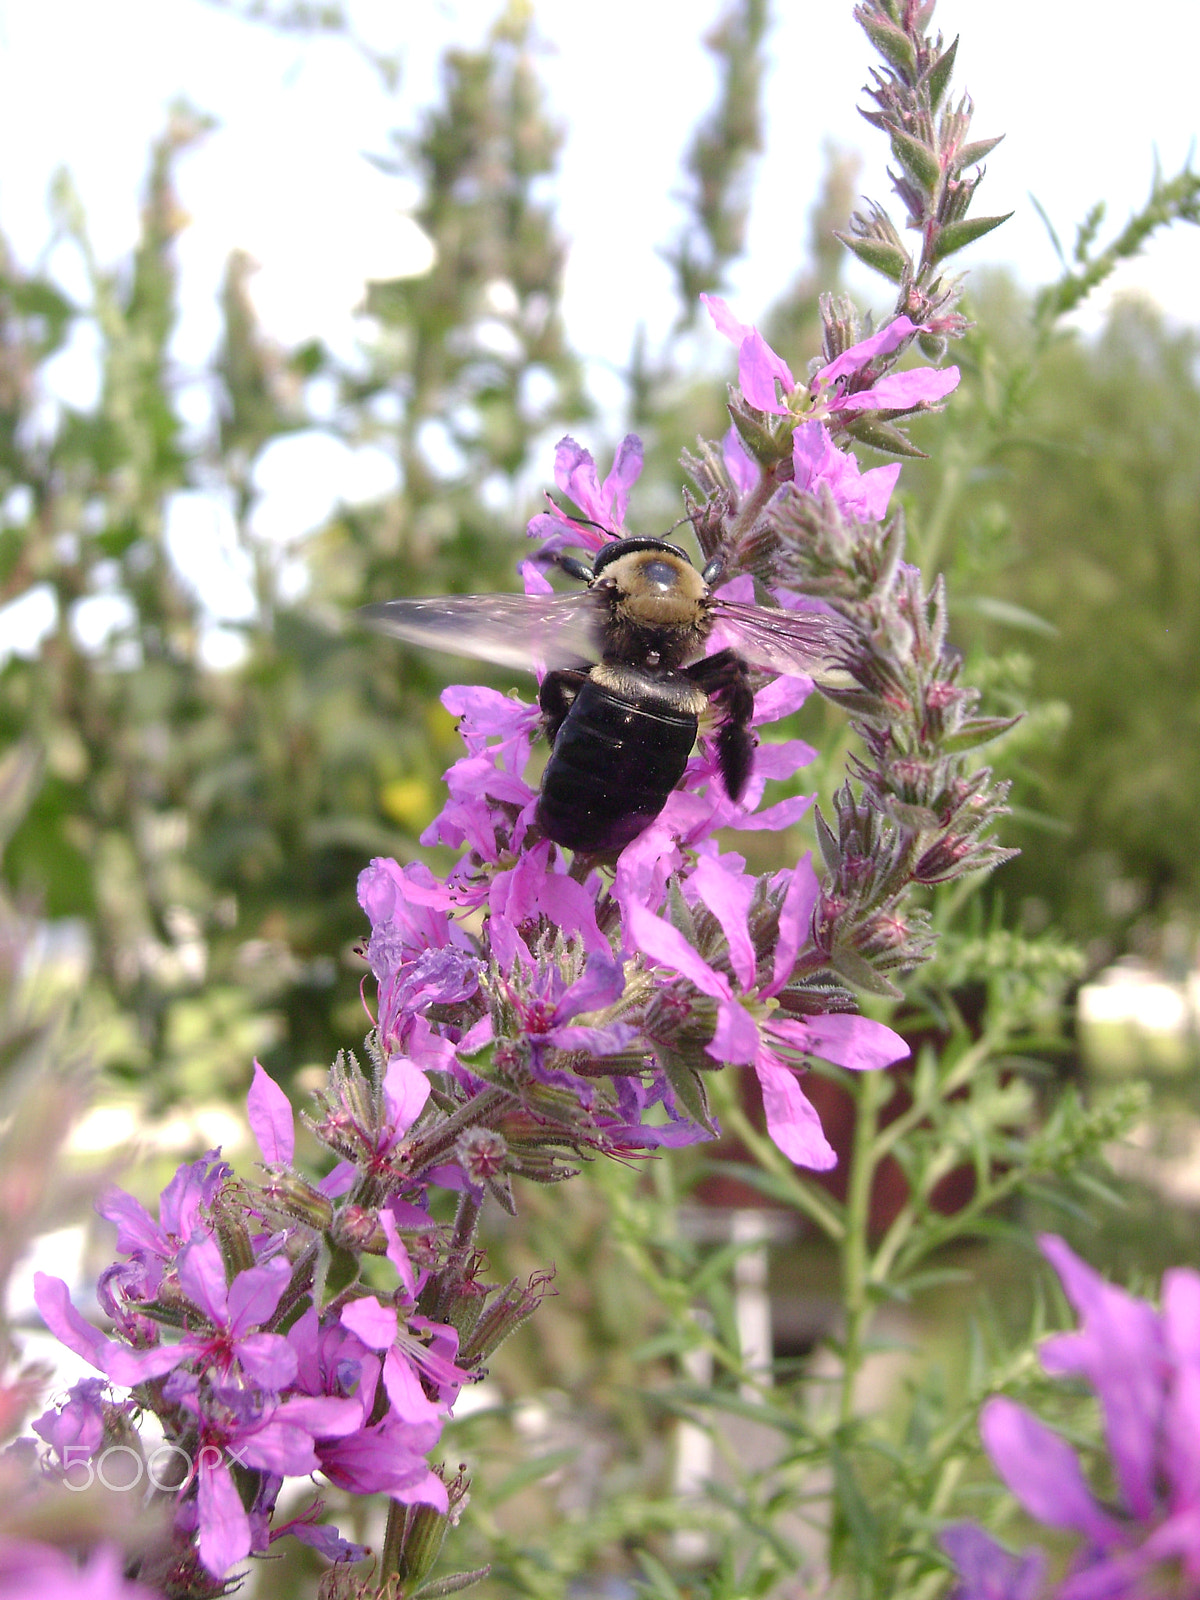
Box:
[383,1348,442,1425]
[177,1235,231,1325]
[688,856,757,989]
[234,1331,299,1390]
[625,904,731,1001]
[830,364,960,413]
[34,1273,180,1385]
[602,434,644,522]
[247,1061,295,1166]
[706,999,762,1066]
[753,1054,836,1170]
[980,1396,1124,1546]
[817,316,915,385]
[234,1418,321,1476]
[341,1296,398,1351]
[702,293,753,343]
[226,1257,292,1337]
[739,329,794,414]
[850,461,903,521]
[279,1392,366,1440]
[1038,1234,1165,1521]
[940,1523,1046,1600]
[752,675,812,723]
[95,1187,167,1257]
[197,1452,251,1577]
[381,1210,418,1298]
[770,856,820,994]
[382,1056,432,1138]
[554,436,603,520]
[722,426,759,494]
[772,1011,909,1072]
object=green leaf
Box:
[414,1570,492,1599]
[842,414,928,457]
[890,127,941,194]
[656,1047,716,1132]
[957,133,1005,170]
[925,34,959,108]
[931,211,1014,262]
[955,594,1058,634]
[834,229,911,283]
[856,11,917,78]
[938,714,1023,752]
[828,943,904,999]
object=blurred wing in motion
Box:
[710,597,850,677]
[359,590,603,675]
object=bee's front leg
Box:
[685,650,755,801]
[539,668,590,744]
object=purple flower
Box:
[792,421,902,522]
[485,943,639,1094]
[526,434,643,552]
[626,854,909,1169]
[358,857,479,1052]
[704,295,958,425]
[967,1236,1200,1599]
[940,1524,1046,1600]
[702,294,797,414]
[31,1379,109,1466]
[0,1538,159,1599]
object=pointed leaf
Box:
[925,35,959,108]
[856,12,916,78]
[834,231,911,283]
[828,943,904,999]
[938,714,1023,753]
[890,127,941,194]
[931,212,1014,262]
[841,414,929,458]
[957,133,1005,170]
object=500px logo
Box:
[61,1443,249,1493]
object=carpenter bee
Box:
[361,536,841,855]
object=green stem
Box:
[838,1067,886,1428]
[711,1075,845,1242]
[379,1499,409,1594]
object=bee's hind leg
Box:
[539,668,589,743]
[685,650,756,802]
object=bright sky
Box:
[0,0,1197,653]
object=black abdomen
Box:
[537,677,698,853]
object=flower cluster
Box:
[946,1237,1200,1600]
[29,1069,492,1591]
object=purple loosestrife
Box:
[23,13,1019,1589]
[945,1237,1200,1600]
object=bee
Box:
[361,536,841,855]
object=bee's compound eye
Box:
[641,559,679,590]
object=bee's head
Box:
[589,537,708,625]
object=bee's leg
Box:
[685,650,756,801]
[539,669,589,744]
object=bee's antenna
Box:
[548,499,617,539]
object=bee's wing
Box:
[359,590,602,675]
[709,597,849,676]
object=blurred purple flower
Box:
[960,1235,1200,1600]
[940,1524,1046,1600]
[0,1538,158,1599]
